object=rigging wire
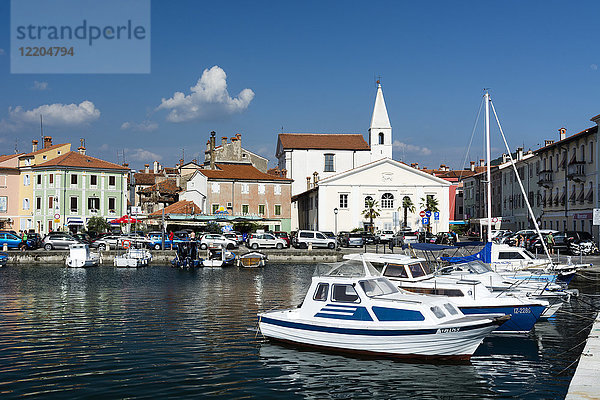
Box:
[458,96,484,181]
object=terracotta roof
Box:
[0,154,23,164]
[278,133,370,150]
[134,172,160,186]
[140,178,181,194]
[200,163,292,181]
[149,200,202,216]
[535,125,598,153]
[34,151,129,170]
[19,143,70,158]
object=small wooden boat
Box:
[66,244,99,268]
[238,251,267,268]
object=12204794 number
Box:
[18,47,74,56]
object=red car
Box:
[272,231,290,247]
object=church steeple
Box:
[369,81,392,160]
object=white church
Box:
[275,83,450,233]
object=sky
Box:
[1,1,600,171]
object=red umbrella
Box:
[110,215,139,224]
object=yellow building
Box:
[17,137,71,232]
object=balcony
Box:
[567,162,585,181]
[537,170,554,187]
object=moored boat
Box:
[114,247,152,268]
[66,244,99,268]
[258,256,507,360]
[238,251,267,268]
[202,246,236,267]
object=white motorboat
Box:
[114,247,152,268]
[238,251,267,268]
[258,256,507,361]
[202,246,236,267]
[349,253,548,333]
[66,244,100,268]
[0,252,7,267]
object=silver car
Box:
[42,232,80,250]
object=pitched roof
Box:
[200,163,292,181]
[149,200,202,216]
[370,83,391,129]
[133,172,160,186]
[0,153,23,163]
[535,125,598,153]
[34,151,129,170]
[278,133,370,151]
[19,143,70,158]
[140,178,181,194]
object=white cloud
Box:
[121,120,158,132]
[157,65,255,122]
[127,148,163,161]
[0,48,5,56]
[7,101,100,126]
[32,81,49,91]
[99,144,110,151]
[393,140,432,156]
[591,64,598,71]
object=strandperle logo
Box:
[15,19,147,46]
[11,0,151,74]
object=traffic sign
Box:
[422,217,429,225]
[434,211,440,221]
[419,211,426,218]
[54,219,60,224]
[425,211,432,218]
[54,213,60,219]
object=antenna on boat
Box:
[484,90,492,243]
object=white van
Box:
[293,230,336,249]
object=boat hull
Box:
[258,314,500,360]
[459,305,545,333]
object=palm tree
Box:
[401,196,415,228]
[362,199,381,233]
[420,195,440,233]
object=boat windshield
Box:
[461,261,492,274]
[407,262,431,278]
[314,258,381,277]
[359,278,399,297]
[523,250,536,259]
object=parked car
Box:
[345,232,364,247]
[376,230,395,243]
[73,233,93,244]
[0,232,26,249]
[199,234,237,250]
[24,232,43,249]
[360,232,377,245]
[247,233,286,249]
[91,234,125,250]
[321,231,336,240]
[146,233,186,250]
[394,229,419,245]
[42,232,81,250]
[223,232,240,243]
[293,230,336,249]
[435,232,456,245]
[272,231,291,247]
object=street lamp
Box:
[334,207,339,236]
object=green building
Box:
[32,150,129,234]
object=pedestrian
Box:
[168,231,174,250]
[546,232,555,255]
[20,231,28,252]
[190,231,196,240]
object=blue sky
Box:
[1,1,599,171]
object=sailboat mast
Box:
[485,91,492,243]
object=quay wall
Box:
[3,249,344,265]
[565,312,600,400]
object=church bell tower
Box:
[369,81,393,160]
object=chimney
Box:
[281,168,287,178]
[502,153,508,163]
[313,171,319,185]
[221,136,228,147]
[559,127,566,141]
[43,136,52,149]
[144,164,150,173]
[470,161,475,171]
[192,158,197,164]
[179,158,184,167]
[414,162,419,169]
[545,139,555,147]
[210,131,216,170]
[77,138,86,155]
[153,160,159,174]
[236,133,241,140]
[306,177,311,190]
[123,163,129,168]
[32,140,38,152]
[479,159,485,167]
[516,147,523,161]
[176,175,181,188]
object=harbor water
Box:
[0,264,598,399]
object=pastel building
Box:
[0,154,23,230]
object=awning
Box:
[449,220,467,225]
[67,217,85,226]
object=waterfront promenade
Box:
[566,312,600,400]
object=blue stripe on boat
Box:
[372,306,425,321]
[315,306,373,321]
[459,305,545,332]
[260,316,495,336]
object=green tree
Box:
[420,195,440,233]
[401,196,416,228]
[86,216,111,235]
[205,221,222,234]
[362,198,381,233]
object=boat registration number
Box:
[513,307,530,314]
[437,327,460,334]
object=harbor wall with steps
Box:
[3,248,344,265]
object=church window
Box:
[378,132,384,145]
[364,196,373,208]
[381,193,394,208]
[324,154,335,172]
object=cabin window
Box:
[444,303,459,315]
[359,278,398,297]
[498,251,525,260]
[430,306,446,318]
[313,283,329,301]
[332,284,360,303]
[383,264,408,278]
[408,263,428,278]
